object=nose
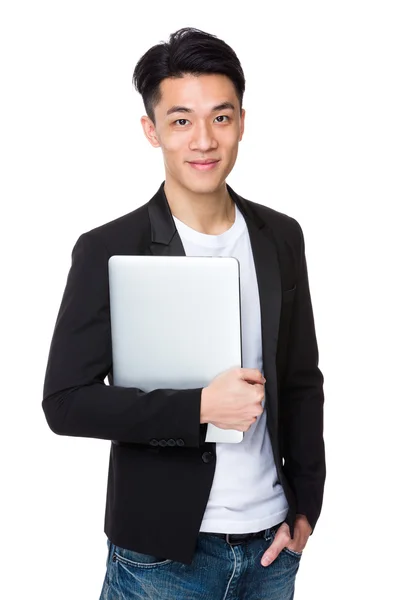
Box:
[189,120,218,152]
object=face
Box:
[141,73,245,195]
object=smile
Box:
[187,160,220,171]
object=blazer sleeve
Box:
[42,232,208,447]
[280,222,326,533]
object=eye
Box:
[174,118,190,126]
[214,115,230,123]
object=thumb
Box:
[261,527,289,566]
[261,539,283,567]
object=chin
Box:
[190,184,222,195]
[182,176,225,195]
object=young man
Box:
[43,27,325,600]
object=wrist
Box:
[295,514,312,535]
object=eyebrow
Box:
[166,102,236,116]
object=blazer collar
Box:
[147,181,265,252]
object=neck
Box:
[163,178,235,235]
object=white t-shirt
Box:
[172,204,289,533]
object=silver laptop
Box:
[108,255,243,443]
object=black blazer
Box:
[42,182,325,565]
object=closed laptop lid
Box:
[108,255,243,443]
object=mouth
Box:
[187,159,220,172]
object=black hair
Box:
[132,27,245,124]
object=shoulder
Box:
[240,195,304,247]
[248,197,301,229]
[72,202,151,256]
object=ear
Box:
[141,115,161,148]
[239,108,245,142]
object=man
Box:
[42,27,325,600]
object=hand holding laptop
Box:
[200,367,266,432]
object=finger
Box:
[261,524,290,566]
[261,536,286,567]
[239,368,266,383]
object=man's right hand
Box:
[200,368,266,432]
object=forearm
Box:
[281,381,325,532]
[43,383,207,447]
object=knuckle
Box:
[257,389,264,401]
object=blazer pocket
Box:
[282,284,297,303]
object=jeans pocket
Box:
[264,526,302,559]
[112,544,173,569]
[282,546,302,559]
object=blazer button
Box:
[158,439,167,447]
[167,439,176,447]
[176,439,185,447]
[150,439,159,446]
[202,451,214,463]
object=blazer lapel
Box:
[146,182,282,459]
[147,182,187,257]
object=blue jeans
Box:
[99,526,302,600]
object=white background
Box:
[1,1,406,598]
